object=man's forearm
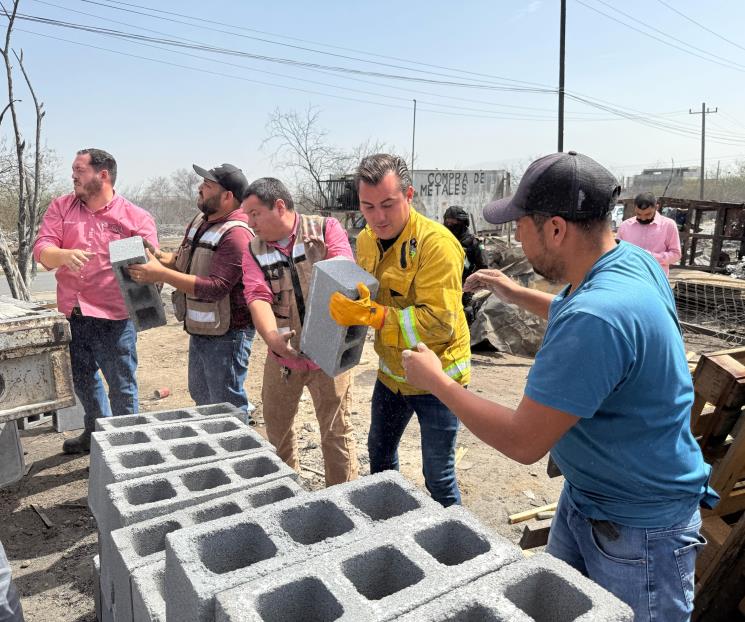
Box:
[159,267,197,295]
[248,300,279,342]
[428,376,536,463]
[509,287,554,320]
[39,246,66,269]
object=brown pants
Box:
[262,355,358,486]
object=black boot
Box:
[62,431,91,454]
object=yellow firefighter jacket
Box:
[356,206,471,395]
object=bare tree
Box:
[170,168,200,206]
[262,106,347,208]
[0,0,45,300]
[262,106,396,211]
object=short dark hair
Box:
[634,192,657,209]
[529,210,610,235]
[77,148,117,185]
[355,153,411,192]
[244,177,294,211]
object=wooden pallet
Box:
[691,348,745,516]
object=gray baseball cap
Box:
[483,151,620,225]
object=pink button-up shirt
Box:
[616,212,681,276]
[33,193,158,320]
[243,214,353,370]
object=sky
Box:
[5,0,745,190]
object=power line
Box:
[654,0,745,55]
[574,0,745,74]
[75,0,553,90]
[11,5,745,146]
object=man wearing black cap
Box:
[444,205,487,323]
[401,151,717,620]
[130,163,256,418]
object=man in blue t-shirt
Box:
[401,151,717,622]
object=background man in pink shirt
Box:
[33,148,158,454]
[617,192,681,276]
[242,177,358,486]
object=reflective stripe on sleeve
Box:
[397,306,422,349]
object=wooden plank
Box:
[697,516,731,579]
[508,502,558,525]
[30,503,54,529]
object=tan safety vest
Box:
[172,213,251,336]
[249,213,326,352]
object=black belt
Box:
[70,307,83,317]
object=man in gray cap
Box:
[401,151,717,621]
[130,163,256,417]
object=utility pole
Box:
[558,0,566,152]
[411,99,417,174]
[689,102,717,200]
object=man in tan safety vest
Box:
[129,163,256,418]
[241,177,358,486]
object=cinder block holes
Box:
[414,520,491,566]
[342,546,424,601]
[279,501,355,545]
[255,577,344,622]
[198,523,277,574]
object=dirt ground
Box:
[0,287,570,621]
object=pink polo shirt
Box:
[243,214,353,370]
[33,192,158,320]
[616,212,681,276]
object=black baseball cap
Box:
[193,163,249,201]
[483,151,620,225]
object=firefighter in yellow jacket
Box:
[330,153,471,506]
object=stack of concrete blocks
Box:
[88,402,296,621]
[88,402,632,622]
[300,259,379,377]
[108,236,167,332]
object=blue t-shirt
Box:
[525,241,718,527]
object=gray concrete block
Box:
[166,472,504,622]
[398,553,633,622]
[300,259,379,377]
[15,411,54,430]
[94,403,247,433]
[131,560,166,622]
[53,397,85,432]
[109,236,166,332]
[0,421,24,488]
[88,416,273,521]
[109,479,304,622]
[212,503,521,622]
[97,452,295,599]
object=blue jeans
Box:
[68,313,138,434]
[0,540,23,621]
[368,380,461,507]
[546,489,706,621]
[188,328,255,415]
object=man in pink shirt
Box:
[33,148,158,454]
[242,177,358,486]
[617,192,681,276]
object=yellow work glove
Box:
[329,282,386,330]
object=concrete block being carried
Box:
[300,259,378,377]
[109,236,166,332]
